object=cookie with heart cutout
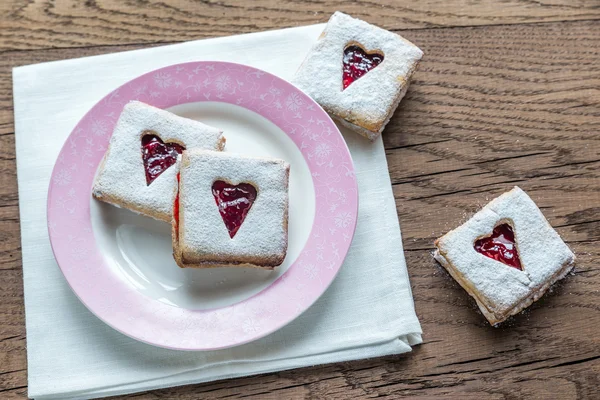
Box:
[92,101,225,222]
[172,149,290,269]
[292,11,423,141]
[433,187,575,326]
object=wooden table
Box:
[1,1,599,398]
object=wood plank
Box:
[0,17,599,400]
[1,0,600,51]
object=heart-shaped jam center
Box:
[342,45,384,90]
[141,132,185,185]
[212,180,257,238]
[474,223,522,270]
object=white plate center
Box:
[91,102,315,310]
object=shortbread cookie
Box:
[434,187,575,326]
[173,150,290,269]
[293,11,423,141]
[92,101,225,221]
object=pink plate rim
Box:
[47,61,358,350]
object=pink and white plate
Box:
[47,62,358,350]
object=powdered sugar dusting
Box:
[293,12,423,139]
[177,149,289,268]
[434,187,575,324]
[92,101,225,221]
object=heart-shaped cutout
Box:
[212,180,257,238]
[141,131,185,185]
[342,44,384,90]
[474,223,523,270]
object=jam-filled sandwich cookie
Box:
[92,101,225,222]
[173,149,290,269]
[293,11,423,141]
[434,187,575,326]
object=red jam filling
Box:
[173,173,180,240]
[212,180,257,238]
[342,45,384,90]
[474,223,522,270]
[141,132,185,185]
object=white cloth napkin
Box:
[13,24,422,400]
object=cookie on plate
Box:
[293,11,423,141]
[92,101,225,221]
[172,149,290,269]
[433,187,575,326]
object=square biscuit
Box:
[293,12,423,140]
[173,150,290,269]
[434,187,575,325]
[92,101,225,221]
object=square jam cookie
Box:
[434,187,575,325]
[293,12,423,141]
[172,150,290,269]
[92,101,225,221]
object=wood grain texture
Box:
[1,0,600,51]
[1,2,600,399]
